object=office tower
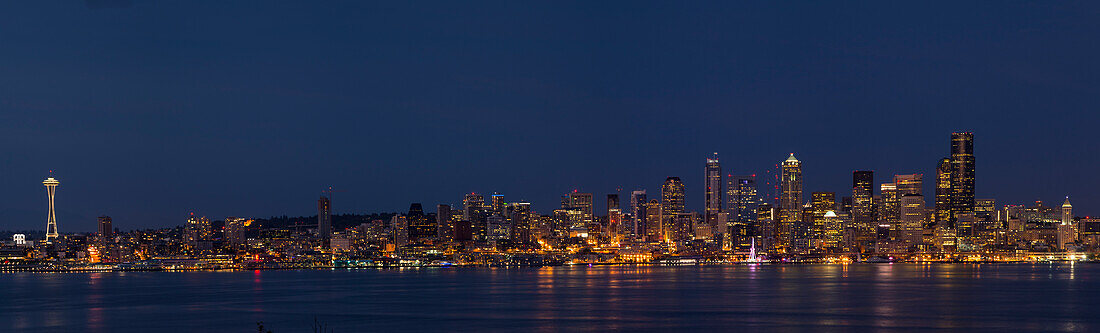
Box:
[97,216,113,239]
[726,175,760,225]
[1062,197,1073,225]
[187,213,213,253]
[810,192,835,246]
[224,217,248,246]
[43,177,60,241]
[1058,197,1075,250]
[778,154,802,250]
[899,194,925,250]
[757,203,776,251]
[879,183,899,241]
[935,158,952,225]
[490,193,506,215]
[631,190,647,240]
[607,194,621,242]
[391,215,408,247]
[705,153,722,229]
[852,171,874,244]
[561,192,594,223]
[486,215,510,242]
[510,202,533,243]
[464,193,486,241]
[645,199,663,242]
[407,203,436,242]
[437,204,453,241]
[894,174,923,196]
[950,132,976,221]
[823,211,842,248]
[661,177,685,215]
[317,195,332,239]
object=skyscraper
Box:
[490,193,506,215]
[317,195,332,239]
[645,199,663,242]
[950,132,976,222]
[899,194,926,250]
[43,177,60,241]
[894,174,923,196]
[852,171,874,245]
[879,183,899,242]
[630,190,647,240]
[661,177,685,215]
[726,175,760,224]
[407,203,436,242]
[810,192,835,245]
[436,204,453,241]
[97,216,113,239]
[704,153,722,229]
[779,154,802,250]
[510,202,533,243]
[561,192,594,223]
[934,158,952,225]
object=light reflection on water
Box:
[0,263,1098,332]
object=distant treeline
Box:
[254,213,402,231]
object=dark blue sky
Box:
[2,1,1098,231]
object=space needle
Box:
[44,175,60,241]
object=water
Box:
[1,263,1096,332]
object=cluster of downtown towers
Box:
[316,132,986,254]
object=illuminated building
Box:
[436,204,453,241]
[464,193,486,242]
[391,215,408,247]
[43,177,60,241]
[1057,197,1075,250]
[407,203,436,242]
[630,190,647,241]
[13,234,26,245]
[224,217,249,246]
[97,216,113,239]
[607,194,622,242]
[704,153,722,231]
[878,183,899,242]
[645,199,662,242]
[950,132,976,224]
[726,174,760,226]
[779,154,802,250]
[756,203,776,251]
[491,193,506,215]
[661,177,685,215]
[317,195,332,239]
[486,215,510,243]
[810,192,835,247]
[823,211,842,248]
[934,158,952,225]
[899,194,925,251]
[894,174,922,196]
[561,192,594,226]
[186,213,213,253]
[852,171,874,247]
[509,202,533,243]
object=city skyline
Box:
[2,2,1098,230]
[12,132,1091,235]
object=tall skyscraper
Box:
[561,192,594,222]
[934,158,952,225]
[778,154,802,250]
[645,199,663,242]
[490,193,506,215]
[899,194,926,250]
[704,153,722,229]
[510,202,533,243]
[97,216,113,239]
[661,177,685,215]
[630,190,647,240]
[607,194,620,216]
[607,194,622,242]
[1062,197,1073,225]
[436,204,453,240]
[317,195,332,239]
[726,175,760,224]
[852,171,874,245]
[810,192,835,244]
[950,132,976,222]
[43,177,60,241]
[879,183,899,241]
[463,193,487,241]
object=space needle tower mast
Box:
[43,174,60,241]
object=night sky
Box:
[2,1,1098,231]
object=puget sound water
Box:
[1,263,1096,332]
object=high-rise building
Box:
[879,183,899,242]
[810,192,835,245]
[645,199,663,242]
[1062,197,1073,225]
[726,175,760,225]
[704,153,722,230]
[464,193,487,241]
[894,174,923,196]
[950,132,976,222]
[630,190,647,240]
[224,217,249,246]
[561,192,594,224]
[391,215,408,247]
[407,203,436,242]
[490,193,506,215]
[934,158,953,226]
[607,194,621,242]
[778,154,802,250]
[852,171,874,244]
[97,216,113,239]
[43,177,60,241]
[899,194,925,250]
[661,177,685,215]
[317,195,332,239]
[510,202,533,243]
[436,204,453,241]
[607,194,620,216]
